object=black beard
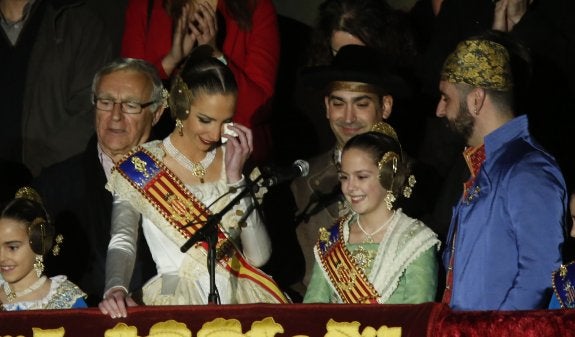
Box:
[446,102,474,143]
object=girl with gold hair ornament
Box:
[0,187,87,310]
[304,123,440,304]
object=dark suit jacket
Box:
[33,135,155,306]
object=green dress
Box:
[304,210,439,304]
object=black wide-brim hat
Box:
[301,45,411,98]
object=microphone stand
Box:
[180,174,263,304]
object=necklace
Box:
[163,136,216,183]
[3,276,47,302]
[356,211,396,243]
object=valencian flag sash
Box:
[115,148,288,303]
[552,261,575,308]
[316,219,380,303]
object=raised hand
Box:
[189,2,218,49]
[493,0,531,32]
[162,3,198,76]
[223,123,253,184]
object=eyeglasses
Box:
[93,96,156,114]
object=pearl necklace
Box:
[356,211,396,243]
[163,136,216,183]
[3,276,47,302]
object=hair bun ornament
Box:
[378,151,399,174]
[15,186,43,205]
[371,121,398,142]
[14,186,61,256]
[169,75,193,118]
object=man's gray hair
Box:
[91,58,165,112]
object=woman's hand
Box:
[98,288,138,319]
[223,123,253,184]
[162,3,198,76]
[493,0,530,32]
[189,2,218,50]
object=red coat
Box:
[121,0,280,163]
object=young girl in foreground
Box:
[0,187,87,310]
[304,124,439,304]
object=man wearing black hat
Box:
[290,45,413,293]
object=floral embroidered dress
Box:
[1,276,87,310]
[304,209,439,304]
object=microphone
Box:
[260,159,310,187]
[180,218,219,253]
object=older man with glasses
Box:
[32,58,166,306]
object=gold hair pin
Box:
[378,152,399,174]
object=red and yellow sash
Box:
[116,147,288,303]
[316,219,380,303]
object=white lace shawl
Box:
[319,209,440,303]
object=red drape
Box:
[1,303,574,337]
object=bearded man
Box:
[437,31,567,311]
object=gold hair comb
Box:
[15,186,43,205]
[371,121,398,142]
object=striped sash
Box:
[115,147,288,303]
[552,261,575,308]
[317,219,380,303]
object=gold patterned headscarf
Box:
[441,39,513,91]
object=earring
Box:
[34,255,44,277]
[403,175,417,199]
[384,190,396,211]
[176,119,184,136]
[52,234,64,256]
